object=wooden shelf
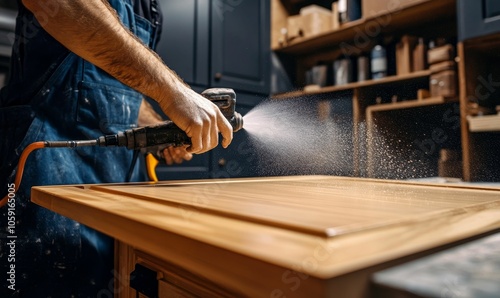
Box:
[273,0,456,55]
[273,70,431,99]
[467,114,500,132]
[367,96,456,113]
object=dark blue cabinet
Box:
[157,0,270,95]
[157,0,210,87]
[210,0,270,94]
[154,0,270,180]
[458,0,500,41]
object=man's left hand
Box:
[162,145,193,165]
[139,99,193,165]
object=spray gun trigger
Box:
[145,153,159,182]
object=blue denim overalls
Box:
[0,0,160,296]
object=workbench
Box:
[31,176,500,297]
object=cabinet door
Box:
[210,0,270,94]
[458,0,500,41]
[156,0,209,87]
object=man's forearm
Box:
[22,0,184,108]
[22,0,234,153]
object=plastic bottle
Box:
[371,44,387,80]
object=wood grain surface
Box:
[31,176,500,297]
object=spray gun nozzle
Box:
[232,112,244,132]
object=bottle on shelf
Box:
[338,0,361,24]
[357,55,370,82]
[371,44,388,80]
[338,0,347,24]
[333,57,353,86]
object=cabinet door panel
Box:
[485,0,500,18]
[210,0,270,94]
[156,0,209,86]
[458,0,500,41]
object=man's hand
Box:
[162,145,192,166]
[157,87,233,154]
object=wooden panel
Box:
[83,177,499,237]
[32,176,500,297]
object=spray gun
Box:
[95,88,243,181]
[95,88,243,149]
[0,88,243,207]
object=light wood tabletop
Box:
[31,176,500,297]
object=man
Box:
[0,0,233,296]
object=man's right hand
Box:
[158,87,233,154]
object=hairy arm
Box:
[22,0,232,153]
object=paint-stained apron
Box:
[0,0,161,296]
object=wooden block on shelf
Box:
[428,44,455,65]
[417,89,430,100]
[430,70,457,98]
[303,13,332,37]
[332,2,340,30]
[429,61,457,99]
[286,11,332,40]
[429,60,455,74]
[286,15,304,40]
[299,4,331,16]
[362,0,429,19]
[412,38,427,71]
[396,35,418,75]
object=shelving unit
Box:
[271,0,465,179]
[273,0,456,55]
[458,33,500,181]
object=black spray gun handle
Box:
[96,88,244,181]
[97,88,243,151]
